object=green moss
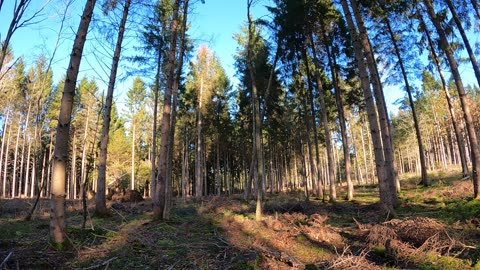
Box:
[0,220,42,240]
[440,198,480,222]
[156,223,178,233]
[49,238,72,251]
[411,252,473,270]
[222,209,234,217]
[157,239,175,247]
[296,234,307,242]
[105,230,119,238]
[372,246,386,258]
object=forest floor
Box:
[1,168,480,269]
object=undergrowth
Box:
[0,168,479,269]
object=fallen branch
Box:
[0,251,13,268]
[352,217,367,230]
[213,229,231,247]
[79,256,117,270]
[260,249,304,269]
[166,259,181,270]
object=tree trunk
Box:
[350,0,398,205]
[12,117,22,198]
[154,0,181,220]
[131,124,135,190]
[195,77,204,197]
[181,132,187,202]
[44,132,54,198]
[0,109,10,198]
[150,51,161,200]
[340,0,393,213]
[300,52,316,201]
[24,132,32,197]
[50,0,96,246]
[300,139,309,200]
[247,0,263,221]
[301,47,321,199]
[383,15,428,186]
[80,107,90,198]
[324,36,354,200]
[20,106,31,197]
[310,61,336,201]
[165,0,189,218]
[95,0,131,216]
[360,117,369,183]
[424,0,480,198]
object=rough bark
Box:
[95,0,131,215]
[165,0,189,219]
[350,0,398,205]
[150,52,161,200]
[50,0,96,246]
[153,0,181,220]
[340,0,393,213]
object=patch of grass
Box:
[233,213,250,222]
[0,219,45,240]
[414,253,474,270]
[296,234,307,242]
[156,239,175,247]
[222,209,234,217]
[155,222,178,233]
[445,199,480,221]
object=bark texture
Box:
[50,0,96,245]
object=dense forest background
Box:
[1,0,480,252]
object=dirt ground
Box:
[1,173,480,269]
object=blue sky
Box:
[0,0,478,115]
[190,0,271,85]
[0,0,270,109]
